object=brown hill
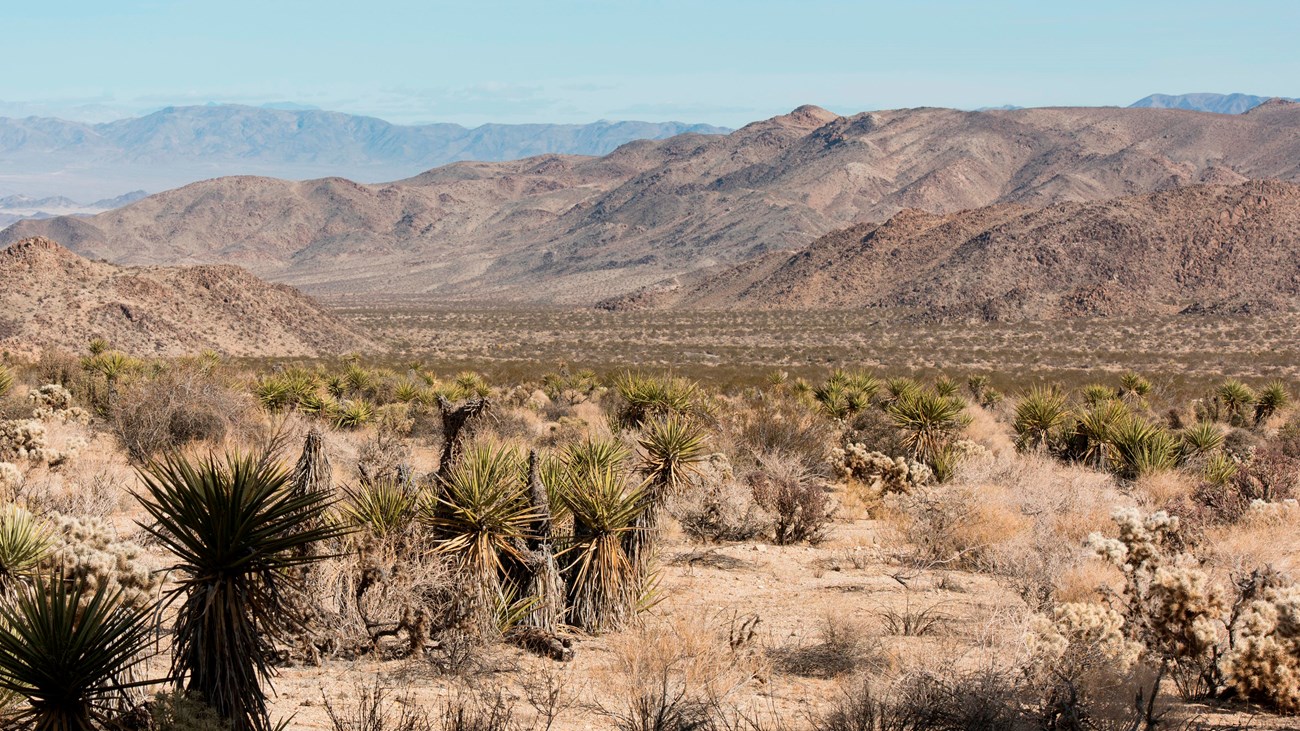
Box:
[5,103,1300,304]
[0,237,370,357]
[633,181,1300,320]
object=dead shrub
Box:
[109,364,258,460]
[746,453,833,545]
[721,394,835,474]
[768,615,879,679]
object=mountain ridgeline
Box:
[5,100,1300,320]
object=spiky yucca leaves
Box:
[0,578,155,731]
[1203,452,1239,486]
[392,380,422,404]
[424,445,537,634]
[564,437,631,477]
[80,351,137,410]
[341,479,419,542]
[0,505,50,593]
[1216,379,1256,427]
[1180,421,1225,459]
[87,338,110,356]
[343,365,375,398]
[966,374,990,400]
[253,372,317,414]
[561,467,646,633]
[1066,399,1129,467]
[637,414,707,493]
[812,370,877,420]
[933,375,959,398]
[1081,383,1116,407]
[136,451,346,731]
[443,371,490,401]
[1118,371,1153,401]
[1254,380,1290,426]
[882,376,921,406]
[1105,417,1180,481]
[0,365,12,399]
[1013,386,1070,453]
[612,372,704,429]
[332,400,374,430]
[887,389,971,463]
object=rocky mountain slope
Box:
[0,104,728,200]
[0,237,369,356]
[5,101,1300,305]
[614,181,1300,320]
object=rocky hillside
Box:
[616,181,1300,320]
[0,237,369,357]
[6,102,1300,305]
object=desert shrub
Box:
[1278,414,1300,459]
[150,691,230,731]
[841,406,908,459]
[324,681,434,731]
[769,616,878,679]
[670,457,770,543]
[722,393,834,474]
[1195,446,1298,523]
[109,363,256,461]
[0,463,19,500]
[746,453,832,545]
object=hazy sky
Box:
[5,0,1298,126]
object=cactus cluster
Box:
[27,384,91,425]
[1225,585,1300,712]
[831,442,932,494]
[43,514,161,611]
[0,419,85,467]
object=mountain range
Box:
[0,104,728,200]
[6,99,1300,317]
[1129,93,1299,114]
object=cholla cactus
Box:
[1225,585,1300,712]
[0,419,86,467]
[831,442,932,494]
[43,514,161,611]
[1026,602,1143,676]
[0,463,20,497]
[27,384,91,425]
[1089,508,1226,698]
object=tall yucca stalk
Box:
[136,451,346,731]
[562,467,645,633]
[0,577,155,731]
[424,445,537,634]
[887,389,971,462]
[1013,386,1070,453]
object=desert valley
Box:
[2,5,1300,729]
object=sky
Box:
[3,0,1298,127]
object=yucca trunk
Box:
[519,451,563,633]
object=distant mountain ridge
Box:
[1130,92,1298,114]
[7,102,1300,307]
[0,104,729,200]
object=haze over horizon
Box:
[6,0,1298,127]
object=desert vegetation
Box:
[0,341,1297,730]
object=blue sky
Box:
[4,0,1297,126]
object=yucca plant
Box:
[87,338,110,356]
[340,479,419,541]
[933,375,959,398]
[424,445,536,634]
[887,389,971,463]
[81,351,136,409]
[0,577,156,731]
[1081,383,1117,407]
[0,365,13,399]
[136,451,346,731]
[1067,399,1129,466]
[0,505,50,593]
[332,400,374,430]
[966,374,990,400]
[1254,380,1290,426]
[765,370,789,388]
[1013,386,1070,453]
[449,371,491,401]
[1216,379,1256,427]
[325,374,348,400]
[1180,421,1225,459]
[392,380,422,404]
[343,364,375,398]
[612,372,703,429]
[564,437,631,477]
[253,377,296,413]
[637,414,707,493]
[561,467,646,633]
[882,377,921,406]
[812,380,852,420]
[1204,452,1239,486]
[1105,417,1180,481]
[1118,371,1153,401]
